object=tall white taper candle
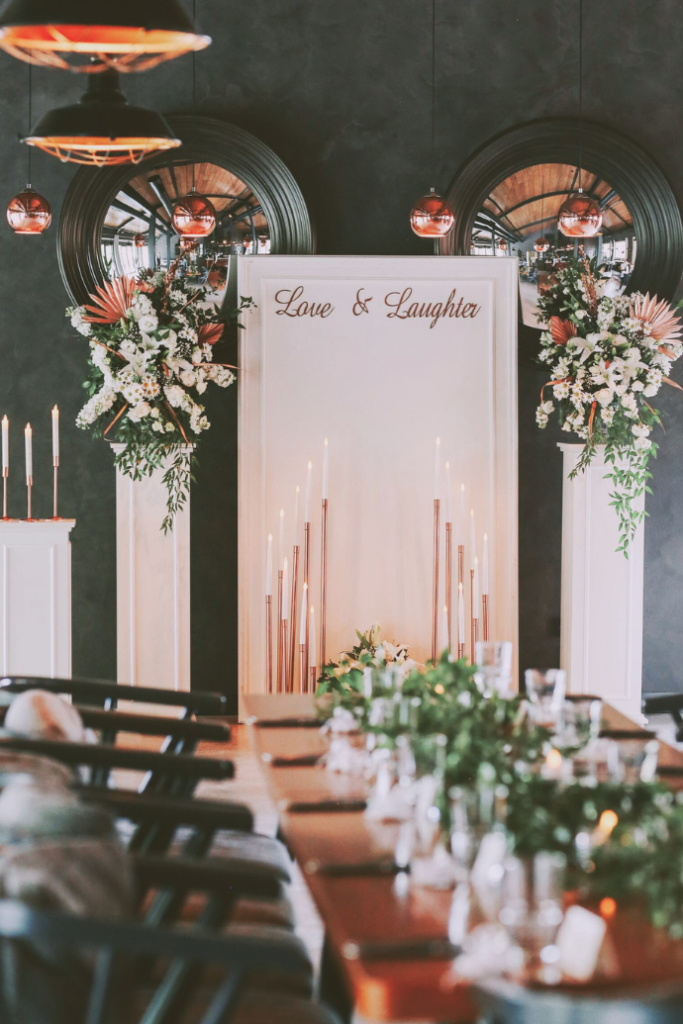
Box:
[279,508,285,569]
[51,405,59,459]
[309,606,317,669]
[305,461,312,522]
[445,461,452,523]
[265,533,273,596]
[482,532,489,594]
[458,582,465,649]
[282,557,289,620]
[469,507,476,570]
[434,437,441,500]
[300,582,308,645]
[1,416,8,472]
[322,439,329,500]
[24,424,32,482]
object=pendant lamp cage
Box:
[0,0,210,73]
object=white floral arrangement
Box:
[68,266,254,531]
[536,253,682,553]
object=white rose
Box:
[127,401,151,422]
[643,384,658,397]
[137,313,158,334]
[180,370,196,387]
[595,388,614,407]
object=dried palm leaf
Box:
[629,293,683,345]
[549,316,578,346]
[83,277,137,324]
[198,323,225,346]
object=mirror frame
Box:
[440,118,683,300]
[58,115,316,305]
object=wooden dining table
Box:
[244,693,683,1023]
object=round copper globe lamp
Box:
[22,70,180,166]
[6,184,51,233]
[133,232,145,247]
[498,238,508,251]
[0,0,210,72]
[534,236,550,253]
[557,189,603,238]
[171,187,216,239]
[410,188,455,238]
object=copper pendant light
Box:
[7,62,51,234]
[498,238,508,251]
[0,0,210,73]
[171,2,216,242]
[557,0,603,239]
[534,237,550,253]
[22,70,180,166]
[410,0,454,238]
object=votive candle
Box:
[24,424,32,482]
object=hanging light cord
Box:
[578,0,583,192]
[192,0,197,190]
[27,62,32,187]
[430,0,436,188]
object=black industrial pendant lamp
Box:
[410,0,454,239]
[557,0,602,238]
[0,0,210,72]
[171,0,216,240]
[7,61,51,233]
[22,69,180,166]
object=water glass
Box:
[498,852,566,971]
[559,695,603,750]
[606,732,659,783]
[475,641,513,696]
[449,783,508,871]
[524,668,566,728]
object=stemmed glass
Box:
[475,642,514,696]
[524,668,566,729]
[498,852,566,981]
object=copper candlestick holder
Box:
[310,666,317,693]
[25,475,35,521]
[320,499,328,670]
[2,468,7,520]
[458,544,464,588]
[431,498,441,661]
[303,522,311,691]
[265,594,273,693]
[482,594,489,642]
[458,643,465,659]
[51,456,61,519]
[288,544,299,693]
[299,643,306,693]
[276,569,284,694]
[445,521,453,651]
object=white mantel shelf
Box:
[0,519,75,679]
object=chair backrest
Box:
[0,676,229,716]
[0,898,309,1024]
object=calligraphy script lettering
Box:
[274,286,334,319]
[384,288,480,328]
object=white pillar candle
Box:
[469,507,476,569]
[282,557,289,619]
[51,405,59,459]
[459,483,466,545]
[305,461,312,522]
[24,424,32,482]
[293,485,300,545]
[445,462,452,523]
[309,606,317,668]
[322,439,329,500]
[1,416,8,472]
[474,556,480,614]
[299,582,308,644]
[279,508,285,569]
[482,532,489,594]
[433,437,441,501]
[442,603,449,653]
[265,533,273,596]
[458,582,465,649]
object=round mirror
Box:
[59,116,315,306]
[474,163,636,328]
[101,160,271,307]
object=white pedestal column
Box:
[113,446,190,695]
[0,520,75,678]
[559,443,644,719]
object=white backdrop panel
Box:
[238,256,518,699]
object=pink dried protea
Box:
[629,293,683,346]
[83,276,137,325]
[549,316,578,346]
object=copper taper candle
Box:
[431,498,440,661]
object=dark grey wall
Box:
[1,1,681,708]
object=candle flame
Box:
[474,555,479,565]
[546,749,563,770]
[25,424,32,435]
[598,810,618,836]
[1,416,7,425]
[283,556,288,571]
[280,508,284,518]
[296,484,300,493]
[470,507,474,517]
[458,581,463,593]
[484,532,488,541]
[308,460,312,469]
[303,582,308,592]
[324,438,328,447]
[445,460,450,469]
[600,897,617,919]
[460,483,465,492]
[435,436,441,446]
[268,533,272,541]
[443,604,448,613]
[52,405,59,413]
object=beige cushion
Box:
[5,690,87,743]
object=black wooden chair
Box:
[474,975,683,1024]
[0,897,340,1024]
[643,693,683,743]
